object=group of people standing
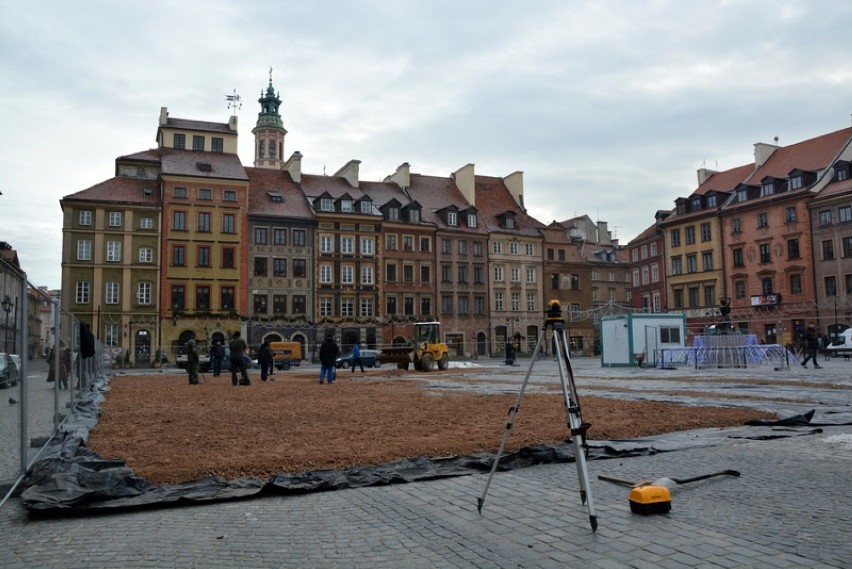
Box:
[184,331,254,386]
[184,332,367,385]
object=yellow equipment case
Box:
[628,485,672,515]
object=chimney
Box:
[452,163,475,206]
[385,162,410,189]
[597,221,611,245]
[754,141,779,168]
[503,171,525,210]
[159,107,169,126]
[697,168,717,185]
[283,151,303,183]
[228,114,238,133]
[334,159,361,188]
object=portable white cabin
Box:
[600,314,686,367]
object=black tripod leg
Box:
[554,328,598,532]
[477,328,547,513]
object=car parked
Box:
[335,349,382,369]
[0,353,22,389]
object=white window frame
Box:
[447,211,457,226]
[493,241,502,254]
[106,240,121,262]
[361,266,374,285]
[510,242,519,255]
[320,235,333,253]
[342,265,354,284]
[341,199,353,213]
[138,247,153,263]
[137,282,152,305]
[105,282,120,304]
[360,298,373,317]
[104,324,119,347]
[361,238,374,256]
[468,213,477,228]
[320,264,333,284]
[511,267,521,283]
[77,239,92,261]
[108,212,122,227]
[494,266,504,281]
[320,297,333,317]
[140,217,154,229]
[341,237,354,254]
[79,210,92,226]
[525,267,536,283]
[75,281,90,304]
[320,197,333,211]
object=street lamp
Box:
[2,295,13,354]
[833,294,839,344]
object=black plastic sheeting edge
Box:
[20,376,851,517]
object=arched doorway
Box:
[476,332,487,357]
[134,329,151,367]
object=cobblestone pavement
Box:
[1,356,850,568]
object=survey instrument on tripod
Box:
[477,300,598,532]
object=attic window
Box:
[143,188,153,196]
[196,162,212,172]
[691,197,701,210]
[320,198,333,211]
[737,189,748,202]
[360,201,372,214]
[447,211,457,226]
[341,199,353,213]
[504,214,515,229]
[761,181,775,196]
[267,191,283,203]
[467,213,477,228]
[789,175,803,190]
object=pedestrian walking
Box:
[258,340,274,381]
[209,340,224,376]
[229,331,251,385]
[801,322,822,369]
[186,338,200,385]
[350,341,365,373]
[318,333,340,384]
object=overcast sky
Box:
[2,0,851,290]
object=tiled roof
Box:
[164,117,233,134]
[745,127,852,184]
[628,221,662,245]
[117,149,163,163]
[245,168,314,219]
[408,174,474,229]
[160,148,247,181]
[300,174,367,200]
[359,180,411,209]
[474,175,544,236]
[62,176,160,205]
[813,177,852,201]
[695,163,754,195]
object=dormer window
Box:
[504,213,515,229]
[837,164,849,181]
[691,197,701,210]
[360,201,372,214]
[447,211,457,226]
[196,162,212,173]
[409,209,420,223]
[761,181,774,197]
[467,213,477,228]
[789,175,803,190]
[387,207,400,221]
[320,197,333,211]
[267,192,283,203]
[737,189,748,202]
[341,199,353,213]
[706,194,717,208]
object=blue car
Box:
[335,349,381,369]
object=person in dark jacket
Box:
[186,338,200,385]
[801,322,822,369]
[209,340,224,376]
[318,334,340,384]
[258,340,274,381]
[229,331,251,386]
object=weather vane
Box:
[226,88,242,116]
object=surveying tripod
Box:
[476,313,598,533]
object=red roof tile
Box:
[62,176,160,205]
[245,168,314,219]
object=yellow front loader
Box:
[378,322,450,371]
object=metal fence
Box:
[0,265,109,506]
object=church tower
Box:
[252,69,287,169]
